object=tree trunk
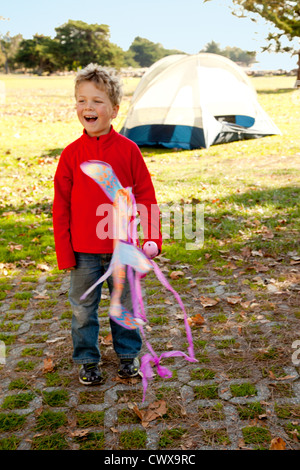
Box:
[296,51,300,88]
[4,57,9,74]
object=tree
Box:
[14,35,59,74]
[129,37,164,67]
[205,0,300,83]
[54,20,124,70]
[201,40,256,66]
[128,36,186,67]
[0,32,22,73]
[202,40,222,55]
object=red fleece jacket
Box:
[53,126,162,270]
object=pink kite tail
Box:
[140,349,197,402]
[150,260,196,361]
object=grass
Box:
[0,73,299,450]
[0,412,27,432]
[42,389,69,407]
[230,382,257,397]
[0,74,298,272]
[31,433,68,450]
[119,429,147,449]
[194,384,219,399]
[242,425,271,449]
[75,432,105,450]
[34,410,67,431]
[1,392,35,410]
[158,427,187,448]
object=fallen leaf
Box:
[43,357,54,373]
[100,333,113,345]
[253,263,269,273]
[37,263,50,271]
[46,337,66,344]
[8,243,23,252]
[269,370,276,380]
[133,400,167,428]
[241,301,251,309]
[290,259,300,265]
[187,313,205,326]
[223,262,238,270]
[251,249,263,257]
[112,376,139,385]
[170,270,185,279]
[33,290,50,300]
[269,372,296,381]
[269,437,286,450]
[70,429,90,438]
[253,276,264,285]
[226,296,242,305]
[2,211,16,217]
[241,247,251,258]
[199,296,220,307]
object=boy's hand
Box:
[143,241,158,259]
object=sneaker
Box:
[118,358,140,378]
[79,363,103,385]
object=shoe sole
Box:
[117,370,141,379]
[79,377,103,385]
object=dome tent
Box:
[120,53,281,149]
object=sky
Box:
[1,0,299,71]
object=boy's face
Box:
[76,81,119,137]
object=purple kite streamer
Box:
[79,160,198,401]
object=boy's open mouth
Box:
[84,116,98,122]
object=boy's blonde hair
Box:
[75,63,123,107]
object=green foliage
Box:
[0,435,21,450]
[0,412,27,431]
[230,382,257,397]
[201,40,256,65]
[54,20,124,70]
[15,35,59,74]
[1,393,35,410]
[158,427,186,448]
[232,0,300,44]
[242,425,271,447]
[31,433,68,450]
[42,389,69,407]
[0,33,23,73]
[119,429,147,449]
[34,410,67,431]
[128,36,186,67]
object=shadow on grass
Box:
[40,148,64,159]
[1,185,299,268]
[0,200,55,268]
[162,184,300,263]
[256,88,295,95]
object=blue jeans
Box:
[69,252,142,365]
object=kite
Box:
[80,160,197,400]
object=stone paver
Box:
[0,257,299,450]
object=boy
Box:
[53,63,162,385]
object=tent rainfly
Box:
[120,53,281,149]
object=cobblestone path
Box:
[0,254,299,451]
